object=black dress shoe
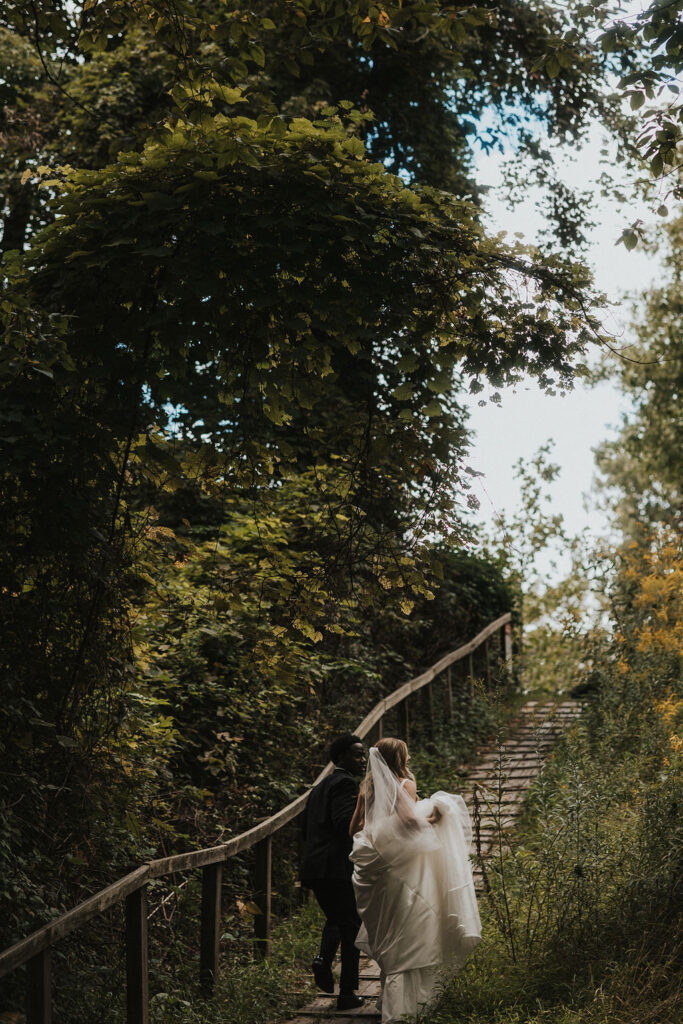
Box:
[312,956,335,993]
[336,993,364,1011]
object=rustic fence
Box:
[0,612,512,1024]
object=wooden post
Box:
[200,862,223,995]
[296,811,307,906]
[398,697,410,743]
[446,665,454,722]
[254,836,272,959]
[27,949,51,1024]
[504,622,513,670]
[484,638,491,691]
[427,681,434,729]
[126,887,149,1024]
[368,718,383,746]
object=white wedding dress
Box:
[350,749,481,1023]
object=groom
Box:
[300,733,366,1011]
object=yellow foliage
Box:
[624,530,683,657]
[654,693,683,762]
[653,693,683,724]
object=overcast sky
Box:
[464,123,661,576]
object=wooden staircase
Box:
[460,699,583,888]
[288,698,583,1023]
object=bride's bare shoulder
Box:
[401,777,418,801]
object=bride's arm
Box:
[405,775,441,822]
[349,791,365,835]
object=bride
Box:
[349,738,481,1023]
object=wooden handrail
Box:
[0,610,512,1012]
[0,866,150,978]
[355,612,512,735]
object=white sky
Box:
[464,124,661,576]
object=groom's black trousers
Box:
[311,880,360,994]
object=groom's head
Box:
[330,734,365,776]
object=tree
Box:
[595,214,683,538]
[0,0,612,966]
[1,1,625,254]
[600,0,683,205]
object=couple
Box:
[300,733,481,1022]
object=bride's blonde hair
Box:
[375,737,414,780]
[361,737,415,800]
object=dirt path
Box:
[288,698,582,1024]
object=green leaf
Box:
[343,136,366,158]
[545,56,561,79]
[422,400,442,418]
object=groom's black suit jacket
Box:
[300,767,359,885]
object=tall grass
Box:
[424,677,682,1024]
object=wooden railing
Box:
[0,612,512,1024]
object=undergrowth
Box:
[47,898,324,1024]
[147,898,323,1024]
[421,659,682,1024]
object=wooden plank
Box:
[293,1011,381,1020]
[200,862,222,995]
[126,887,149,1024]
[26,948,51,1024]
[0,866,149,979]
[148,785,316,877]
[254,835,272,958]
[462,792,525,806]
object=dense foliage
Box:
[0,1,677,1020]
[428,624,682,1024]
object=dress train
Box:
[351,791,481,1023]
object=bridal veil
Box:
[351,746,481,1023]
